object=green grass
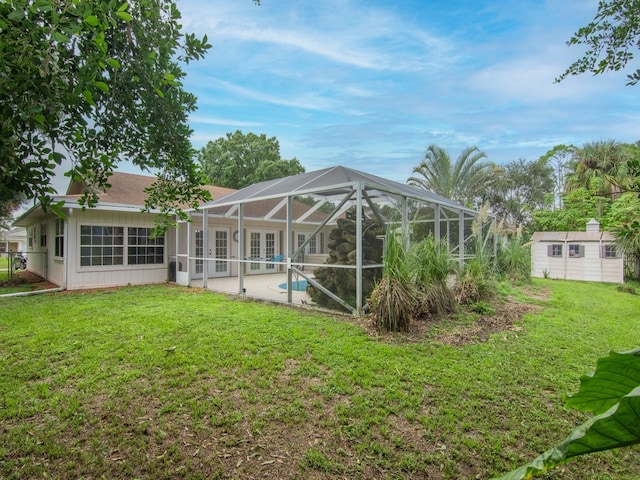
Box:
[1,281,639,479]
[0,256,10,282]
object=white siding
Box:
[531,240,623,283]
[65,209,167,290]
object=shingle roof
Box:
[530,231,616,242]
[60,172,235,207]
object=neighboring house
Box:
[0,226,27,253]
[530,219,623,283]
[12,172,234,290]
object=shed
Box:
[530,219,623,283]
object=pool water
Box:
[278,280,308,292]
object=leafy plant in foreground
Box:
[493,347,640,480]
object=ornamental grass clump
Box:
[454,232,496,305]
[369,229,416,332]
[495,236,531,282]
[409,235,457,317]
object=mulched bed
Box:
[361,290,548,346]
[0,270,59,291]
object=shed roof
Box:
[200,165,477,215]
[530,231,616,242]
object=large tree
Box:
[198,131,305,189]
[540,144,576,209]
[407,145,498,207]
[557,0,640,85]
[485,157,555,229]
[1,0,213,227]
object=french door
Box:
[247,230,278,274]
[209,229,230,277]
[194,228,230,278]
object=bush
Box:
[369,276,416,332]
[496,236,531,281]
[454,236,496,305]
[409,235,457,287]
[408,235,457,318]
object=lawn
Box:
[1,280,639,479]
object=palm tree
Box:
[408,145,496,206]
[567,140,630,199]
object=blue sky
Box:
[174,0,639,185]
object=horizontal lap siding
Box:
[66,209,166,290]
[602,256,624,283]
[531,244,550,278]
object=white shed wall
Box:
[531,240,623,283]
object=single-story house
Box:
[14,166,483,314]
[13,172,234,290]
[529,219,623,283]
[0,226,27,253]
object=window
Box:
[127,227,164,265]
[80,225,124,266]
[548,244,563,257]
[40,223,47,247]
[603,244,619,258]
[194,230,204,274]
[308,235,317,254]
[28,227,34,248]
[55,219,64,257]
[568,244,584,258]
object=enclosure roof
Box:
[200,165,477,215]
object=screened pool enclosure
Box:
[174,166,493,315]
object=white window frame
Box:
[548,244,563,258]
[54,219,64,258]
[602,244,619,259]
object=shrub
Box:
[409,235,457,287]
[408,235,457,317]
[369,276,416,332]
[496,236,531,281]
[368,228,416,332]
[454,235,496,305]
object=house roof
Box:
[14,172,236,226]
[60,172,235,207]
[200,165,478,216]
[530,231,616,242]
[13,171,329,225]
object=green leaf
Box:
[51,31,70,43]
[118,2,130,12]
[85,15,99,27]
[107,58,121,69]
[493,348,640,480]
[33,113,46,125]
[82,89,95,106]
[116,11,132,22]
[93,81,110,93]
[566,348,640,414]
[8,9,25,21]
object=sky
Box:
[174,0,640,185]
[47,0,640,194]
